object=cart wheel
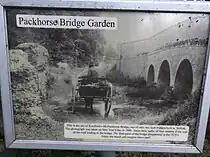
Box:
[104,98,112,118]
[70,90,76,113]
[70,97,76,113]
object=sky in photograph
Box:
[99,11,209,52]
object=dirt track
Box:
[42,92,178,125]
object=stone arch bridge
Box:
[117,37,208,99]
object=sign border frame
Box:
[0,0,210,153]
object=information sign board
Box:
[0,0,210,154]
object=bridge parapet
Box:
[155,38,208,52]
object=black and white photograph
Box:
[6,8,209,144]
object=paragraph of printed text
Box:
[64,123,189,142]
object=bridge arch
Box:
[147,64,155,85]
[174,59,193,100]
[157,60,170,89]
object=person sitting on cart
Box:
[88,61,99,76]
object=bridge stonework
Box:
[117,15,210,98]
[147,45,207,93]
[118,39,208,95]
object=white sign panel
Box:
[1,2,210,153]
[16,14,117,30]
[64,123,189,142]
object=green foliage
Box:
[6,9,107,67]
[106,68,146,88]
[103,44,118,62]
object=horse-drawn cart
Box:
[70,76,113,118]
